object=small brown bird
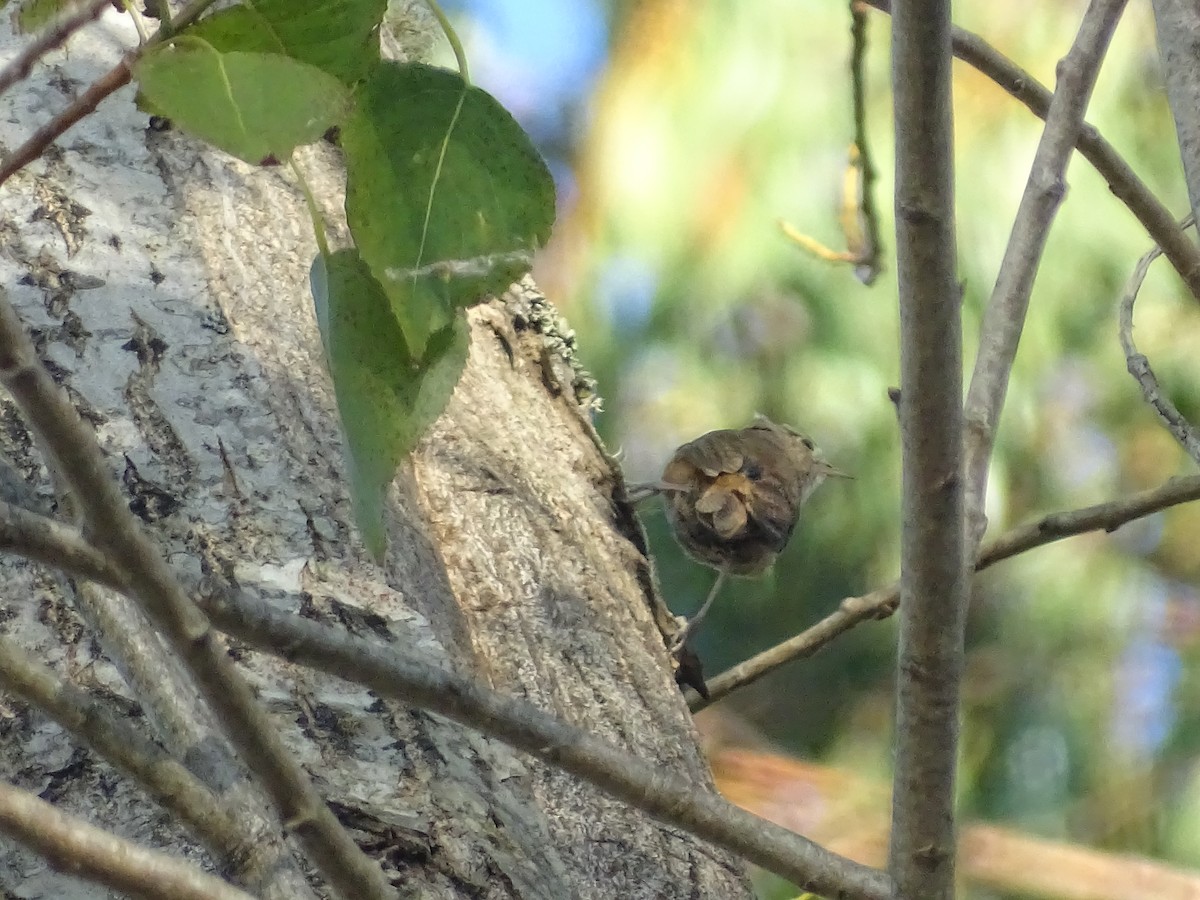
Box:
[633,416,848,649]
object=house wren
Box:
[633,416,847,648]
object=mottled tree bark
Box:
[0,13,751,899]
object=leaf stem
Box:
[425,0,471,85]
[161,0,218,37]
[290,156,329,259]
[120,0,151,44]
[148,0,173,32]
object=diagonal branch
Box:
[0,634,280,892]
[11,469,1200,896]
[860,1,1200,303]
[0,779,255,900]
[691,473,1200,710]
[0,291,393,900]
[963,0,1129,537]
[0,0,114,100]
[0,0,221,187]
[195,579,896,900]
[0,501,892,899]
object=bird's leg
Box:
[625,480,688,504]
[670,568,728,653]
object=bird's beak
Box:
[820,461,852,479]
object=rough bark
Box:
[0,13,751,900]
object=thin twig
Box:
[194,579,894,900]
[861,0,1200,302]
[977,473,1200,566]
[1150,0,1200,223]
[1118,215,1200,464]
[0,293,393,900]
[0,0,114,100]
[693,587,898,712]
[0,634,277,890]
[848,0,882,284]
[889,0,965,893]
[0,58,134,187]
[691,473,1200,710]
[0,0,222,188]
[962,0,1129,541]
[779,2,883,283]
[0,780,255,900]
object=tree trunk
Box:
[0,12,752,899]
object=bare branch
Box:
[963,0,1129,535]
[14,466,1200,896]
[780,2,883,283]
[1118,217,1200,464]
[1151,0,1200,224]
[0,0,222,187]
[977,473,1200,567]
[0,475,892,897]
[0,0,114,100]
[0,445,311,897]
[0,292,393,900]
[0,634,279,890]
[693,473,1200,710]
[889,0,965,893]
[848,0,883,284]
[0,779,255,900]
[692,587,899,711]
[0,58,133,188]
[0,496,118,581]
[192,577,895,900]
[860,2,1200,305]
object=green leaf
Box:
[185,0,386,85]
[135,41,351,164]
[342,62,555,354]
[311,249,469,561]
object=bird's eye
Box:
[801,437,814,450]
[744,462,763,480]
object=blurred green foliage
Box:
[528,0,1200,894]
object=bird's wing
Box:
[695,476,750,538]
[673,429,745,477]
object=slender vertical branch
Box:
[889,1,965,897]
[1150,0,1200,224]
[962,0,1129,535]
[849,0,883,284]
